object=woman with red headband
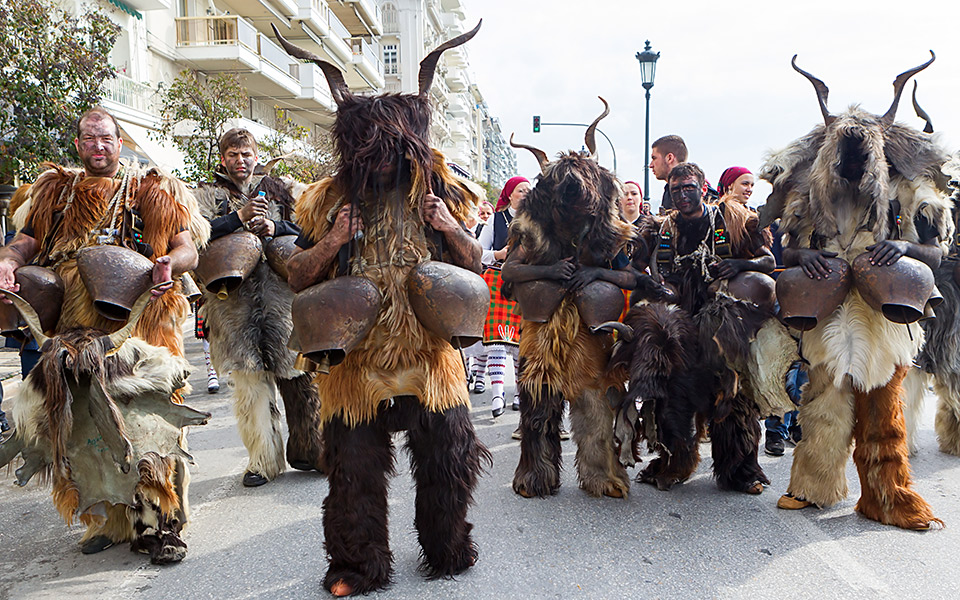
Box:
[717,166,755,206]
[476,176,530,417]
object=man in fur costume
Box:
[903,152,960,457]
[277,23,489,596]
[0,107,210,559]
[630,162,779,494]
[193,128,324,487]
[501,100,638,499]
[761,54,951,529]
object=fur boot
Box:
[512,382,565,498]
[852,365,942,529]
[231,370,285,480]
[406,403,489,578]
[276,374,325,472]
[570,386,630,498]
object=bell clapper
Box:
[317,354,331,375]
[217,283,229,300]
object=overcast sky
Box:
[460,0,960,210]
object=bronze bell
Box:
[852,252,934,324]
[407,260,489,348]
[194,231,262,299]
[291,276,382,368]
[0,266,64,340]
[776,257,852,331]
[513,279,566,323]
[77,246,155,321]
[265,235,299,281]
[718,271,777,314]
[573,280,624,329]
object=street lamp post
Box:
[636,41,659,205]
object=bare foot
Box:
[329,580,354,597]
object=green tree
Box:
[0,0,120,183]
[156,70,247,183]
[258,106,336,183]
[474,180,499,206]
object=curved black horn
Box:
[881,50,935,126]
[912,80,934,134]
[418,20,482,97]
[272,23,349,106]
[584,96,610,158]
[509,133,548,174]
[0,290,49,348]
[590,320,634,342]
[791,55,835,126]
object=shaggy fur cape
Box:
[507,152,634,398]
[22,164,210,355]
[762,109,954,392]
[193,173,299,378]
[295,150,479,425]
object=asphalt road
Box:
[2,340,959,600]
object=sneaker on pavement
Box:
[765,430,785,456]
[472,379,485,394]
[511,395,520,411]
[559,428,571,441]
[491,396,505,418]
[511,427,522,440]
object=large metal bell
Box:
[407,260,489,348]
[0,266,64,339]
[77,246,155,321]
[718,271,777,314]
[513,279,566,323]
[264,235,298,281]
[573,280,625,329]
[852,252,934,324]
[291,276,382,371]
[195,231,262,299]
[776,258,852,331]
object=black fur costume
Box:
[274,22,489,595]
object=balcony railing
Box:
[175,15,257,50]
[350,37,384,78]
[258,32,293,73]
[102,74,156,114]
[328,8,351,41]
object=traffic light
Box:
[533,115,541,133]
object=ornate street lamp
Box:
[636,41,660,204]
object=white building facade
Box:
[56,0,511,185]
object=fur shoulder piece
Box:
[10,184,32,231]
[25,164,88,243]
[294,177,341,244]
[137,169,210,251]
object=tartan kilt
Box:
[482,267,521,346]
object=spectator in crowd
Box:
[717,166,755,207]
[619,181,644,226]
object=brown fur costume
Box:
[6,161,210,556]
[761,54,951,528]
[275,22,488,595]
[504,127,635,499]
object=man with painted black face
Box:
[632,162,776,495]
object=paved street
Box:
[2,340,959,600]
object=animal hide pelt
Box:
[2,338,209,523]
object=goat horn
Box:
[590,320,634,342]
[509,133,548,174]
[584,96,610,158]
[104,283,169,351]
[272,23,349,106]
[791,55,835,126]
[418,20,482,97]
[0,290,49,348]
[88,377,133,474]
[911,80,934,134]
[264,152,293,175]
[881,50,935,126]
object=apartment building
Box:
[378,0,515,187]
[71,0,511,184]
